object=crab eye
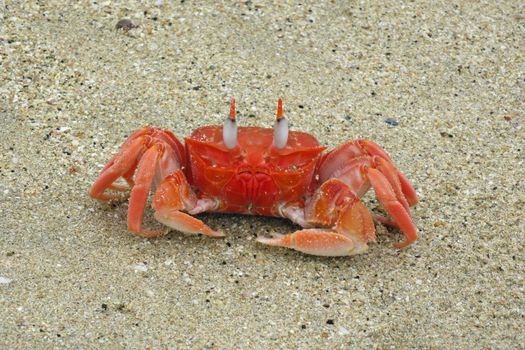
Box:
[223,98,238,149]
[273,98,288,149]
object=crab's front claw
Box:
[257,230,358,257]
[152,171,224,238]
[154,209,224,238]
[308,179,376,253]
[259,179,376,256]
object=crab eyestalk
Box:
[273,98,288,149]
[223,98,238,149]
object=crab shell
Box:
[185,126,326,215]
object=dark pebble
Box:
[385,118,398,126]
[326,319,335,325]
[115,19,138,31]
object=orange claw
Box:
[155,209,224,237]
[257,230,357,256]
[306,178,376,244]
[153,171,223,238]
[259,179,375,256]
[152,170,197,212]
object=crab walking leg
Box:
[259,179,375,256]
[318,139,418,209]
[108,167,136,191]
[127,144,164,237]
[359,140,418,207]
[397,171,418,207]
[97,128,146,175]
[373,157,410,212]
[89,137,145,201]
[367,168,417,248]
[152,171,224,237]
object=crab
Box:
[89,99,418,256]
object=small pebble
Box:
[134,263,148,272]
[0,277,13,284]
[115,19,138,31]
[338,326,350,335]
[385,118,398,126]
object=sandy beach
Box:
[1,1,523,348]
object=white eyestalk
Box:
[223,98,238,149]
[273,98,288,149]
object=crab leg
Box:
[366,168,417,249]
[359,140,418,206]
[152,171,224,237]
[258,179,375,256]
[89,137,145,201]
[319,140,418,208]
[373,157,410,212]
[126,144,165,237]
[315,139,418,249]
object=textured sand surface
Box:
[1,1,524,349]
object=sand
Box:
[1,1,523,349]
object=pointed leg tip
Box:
[393,239,415,250]
[207,230,225,238]
[133,229,164,238]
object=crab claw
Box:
[154,209,224,237]
[257,230,357,257]
[258,179,375,256]
[152,171,224,238]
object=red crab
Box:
[89,99,418,256]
